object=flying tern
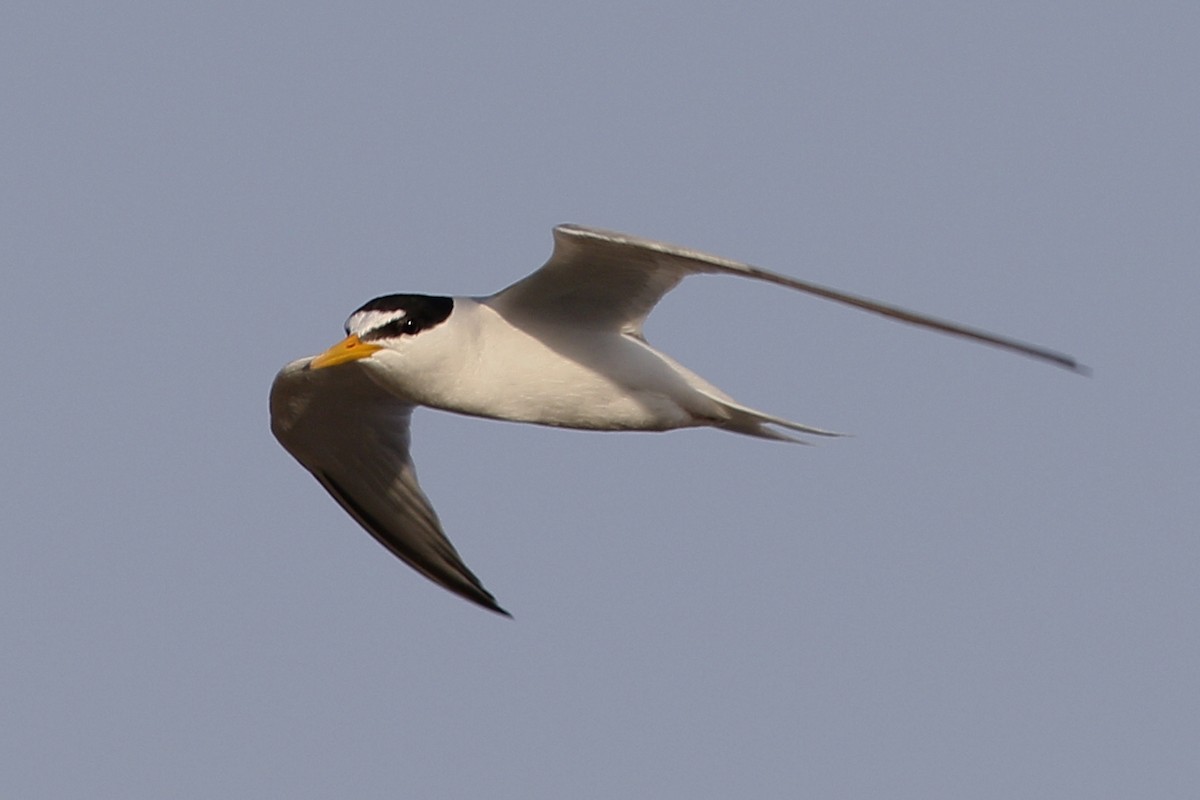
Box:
[270,224,1083,615]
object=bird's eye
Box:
[402,319,419,333]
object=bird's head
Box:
[309,294,455,369]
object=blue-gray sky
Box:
[3,3,1196,797]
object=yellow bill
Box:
[309,334,382,369]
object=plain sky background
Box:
[3,2,1196,797]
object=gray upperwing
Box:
[489,224,1085,372]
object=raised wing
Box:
[487,224,694,333]
[270,359,508,616]
[488,224,1085,372]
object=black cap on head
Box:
[345,294,455,340]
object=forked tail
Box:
[647,346,843,443]
[703,395,843,443]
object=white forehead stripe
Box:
[345,308,406,336]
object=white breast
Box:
[364,299,709,431]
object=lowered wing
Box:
[270,358,508,616]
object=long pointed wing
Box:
[488,224,1085,372]
[270,358,509,616]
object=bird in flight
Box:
[270,224,1084,615]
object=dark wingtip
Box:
[1050,352,1091,376]
[475,595,512,618]
[463,582,512,618]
